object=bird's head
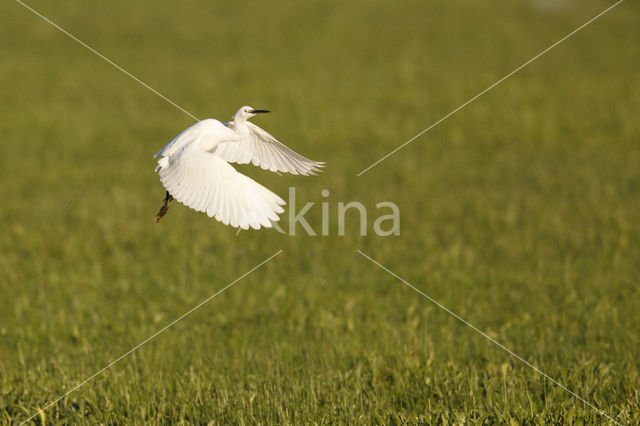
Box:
[234,106,270,121]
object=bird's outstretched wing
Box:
[156,142,285,230]
[215,122,325,175]
[154,120,205,159]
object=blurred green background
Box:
[1,0,639,423]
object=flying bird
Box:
[154,106,324,229]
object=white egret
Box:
[154,106,324,229]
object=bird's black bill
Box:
[250,109,270,114]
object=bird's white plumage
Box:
[154,119,233,160]
[158,146,285,229]
[215,122,324,175]
[154,106,323,229]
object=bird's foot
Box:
[156,192,174,223]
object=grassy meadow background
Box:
[1,0,639,423]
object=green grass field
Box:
[1,0,639,423]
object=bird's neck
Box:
[232,117,250,138]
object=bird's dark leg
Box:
[156,191,174,222]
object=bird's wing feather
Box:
[153,121,205,159]
[214,122,325,175]
[156,141,285,230]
